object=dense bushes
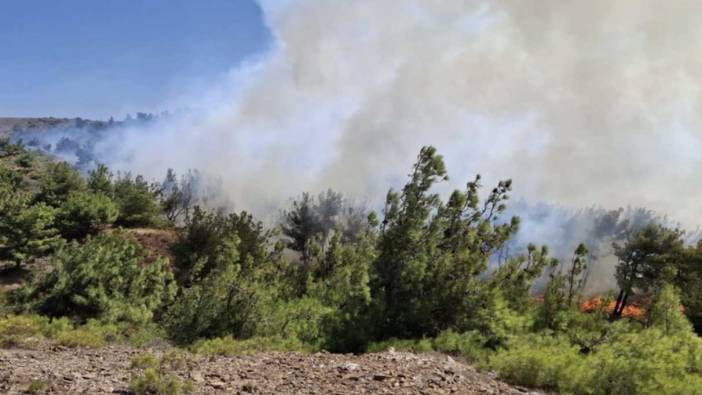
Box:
[17,233,176,324]
[56,191,119,238]
[3,143,702,394]
[0,194,61,264]
[0,314,123,349]
[112,174,162,227]
[487,324,702,394]
[0,143,165,267]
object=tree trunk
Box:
[617,291,630,317]
[612,289,625,320]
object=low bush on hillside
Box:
[191,335,313,356]
[129,352,196,395]
[17,233,176,324]
[2,144,702,394]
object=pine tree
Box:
[612,224,684,319]
[647,283,691,335]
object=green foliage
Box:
[165,265,269,344]
[281,190,368,263]
[372,146,520,339]
[488,334,582,391]
[131,352,161,370]
[4,145,702,395]
[26,378,48,394]
[165,207,298,344]
[36,162,86,206]
[433,329,489,362]
[87,163,114,195]
[19,233,176,324]
[192,335,312,356]
[485,321,702,394]
[491,244,557,313]
[677,241,702,333]
[0,138,24,157]
[129,352,196,394]
[0,315,44,348]
[537,272,571,331]
[256,297,334,348]
[56,191,119,238]
[366,337,434,353]
[306,232,375,352]
[0,289,11,316]
[536,244,592,331]
[15,151,34,168]
[0,164,26,189]
[130,368,194,395]
[613,224,684,319]
[0,314,115,349]
[172,208,272,283]
[647,284,691,335]
[112,173,162,227]
[583,328,702,395]
[0,191,61,264]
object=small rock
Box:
[339,362,360,372]
[191,371,204,382]
[210,380,226,389]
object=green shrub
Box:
[192,335,312,356]
[366,338,434,353]
[488,334,583,391]
[130,352,195,395]
[0,315,124,349]
[26,378,48,394]
[0,315,44,348]
[56,191,119,238]
[256,297,334,348]
[36,162,85,206]
[0,164,26,189]
[15,152,34,168]
[113,174,162,227]
[171,208,273,282]
[0,289,12,316]
[161,349,193,370]
[0,195,62,265]
[130,368,194,395]
[131,352,161,370]
[19,233,176,324]
[584,328,702,395]
[433,330,489,362]
[54,326,107,348]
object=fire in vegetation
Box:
[580,296,646,320]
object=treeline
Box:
[2,139,702,394]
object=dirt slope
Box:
[0,345,540,394]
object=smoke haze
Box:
[12,1,702,277]
[74,0,701,226]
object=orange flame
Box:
[580,297,646,320]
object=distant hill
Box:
[0,117,110,138]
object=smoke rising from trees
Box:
[10,1,702,283]
[71,1,700,224]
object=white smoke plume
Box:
[14,0,702,269]
[76,0,702,228]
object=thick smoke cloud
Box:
[77,0,702,229]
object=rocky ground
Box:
[0,344,541,394]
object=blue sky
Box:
[0,0,271,119]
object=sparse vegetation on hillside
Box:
[1,140,702,394]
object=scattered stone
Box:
[0,344,542,394]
